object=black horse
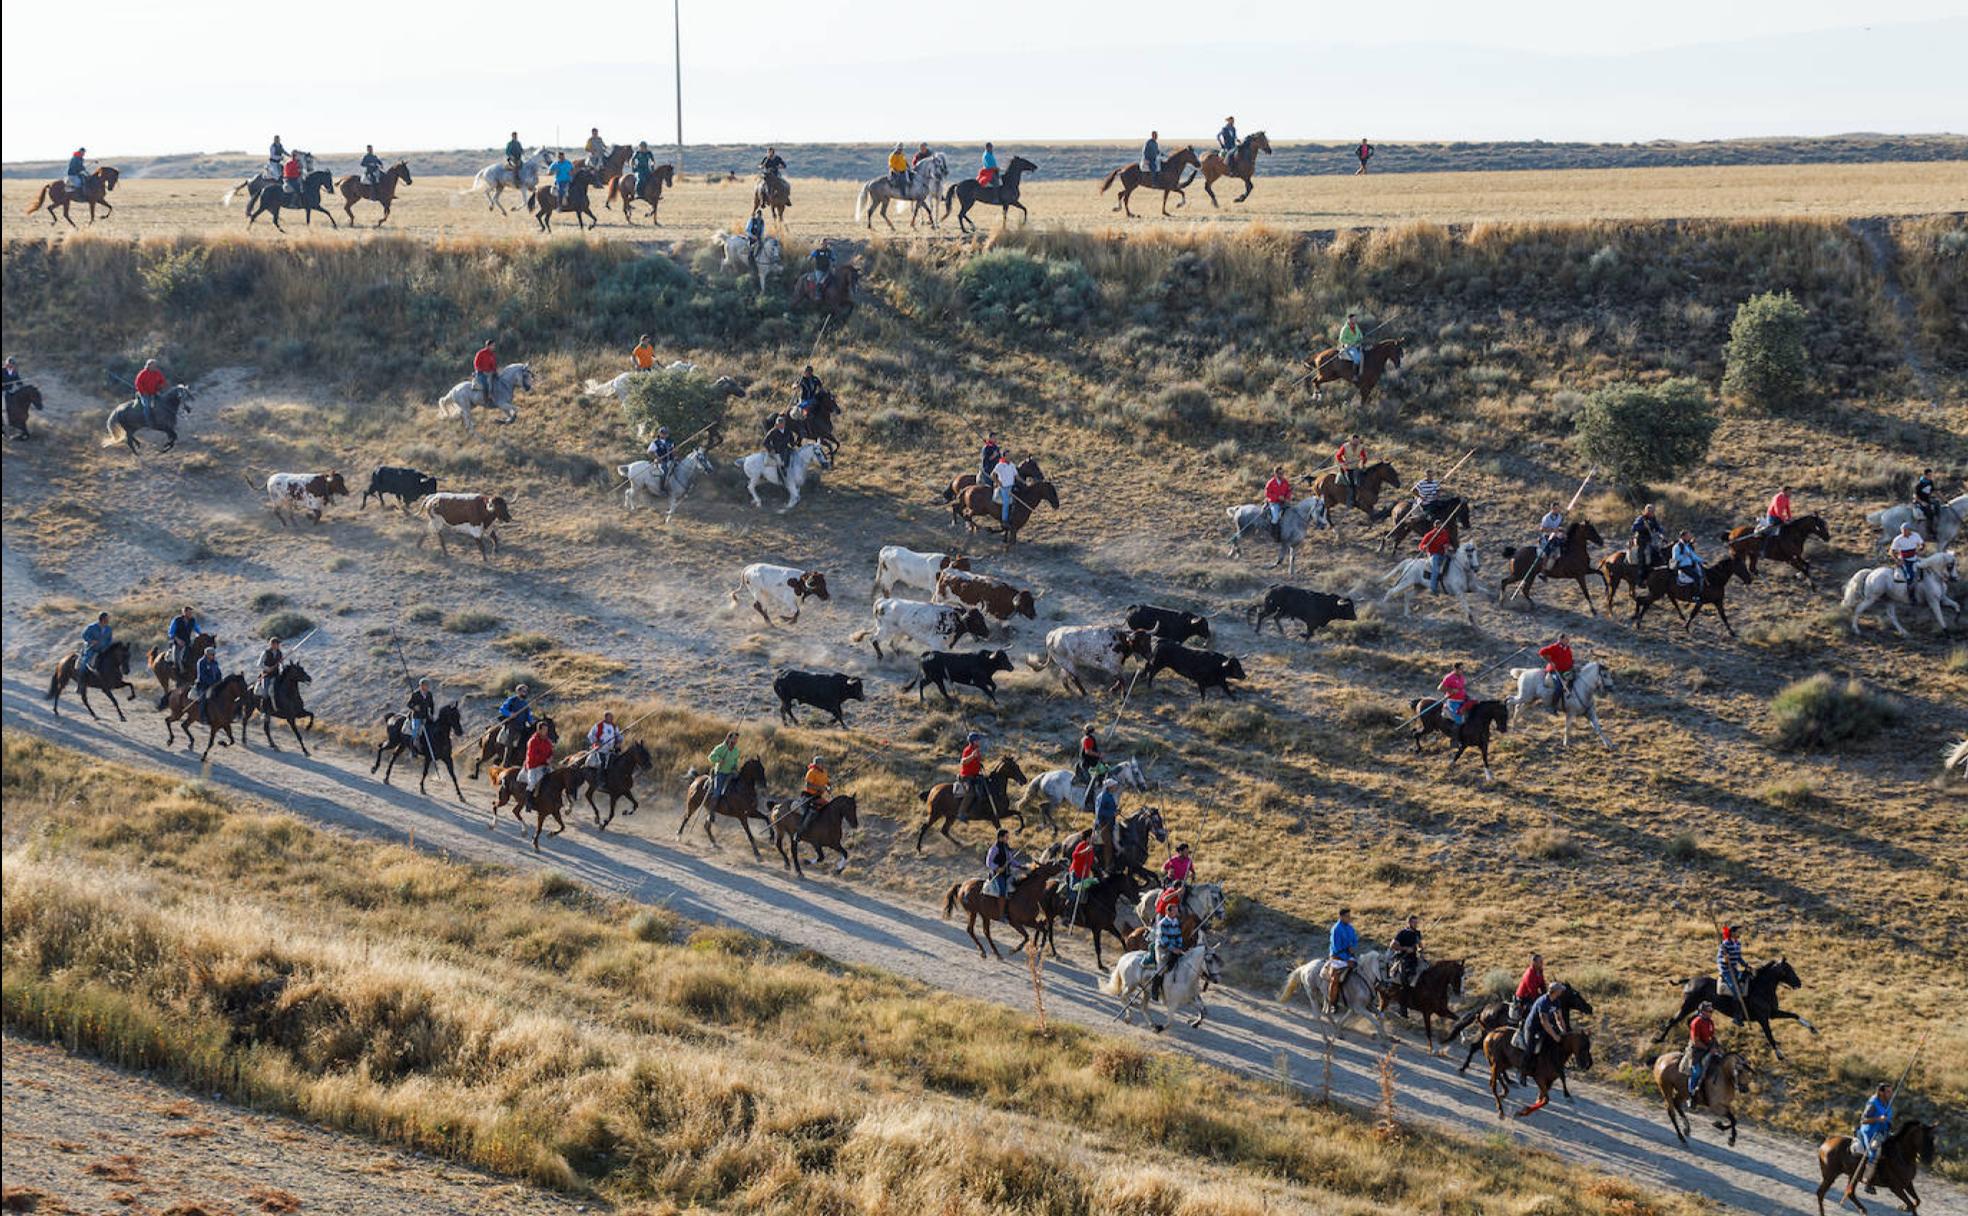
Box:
[1409,697,1510,781]
[1038,866,1142,971]
[1452,985,1596,1097]
[1653,958,1817,1061]
[255,662,315,754]
[1381,495,1473,553]
[786,387,842,458]
[373,702,468,801]
[1110,806,1168,886]
[561,741,655,829]
[105,384,195,454]
[246,170,339,231]
[4,383,45,439]
[943,156,1037,235]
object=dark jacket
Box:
[505,139,524,160]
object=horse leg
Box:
[287,716,309,756]
[963,911,988,959]
[1237,176,1254,203]
[77,682,100,721]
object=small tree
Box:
[1722,290,1809,411]
[1572,378,1718,486]
[621,369,737,445]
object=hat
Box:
[657,426,670,435]
[811,755,824,765]
[514,683,529,693]
[966,731,982,741]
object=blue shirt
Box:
[497,695,531,724]
[195,656,222,690]
[1673,541,1702,568]
[1862,1096,1892,1130]
[169,616,199,642]
[1218,124,1237,150]
[982,148,998,170]
[746,215,764,238]
[82,622,111,651]
[552,160,573,185]
[1156,914,1184,953]
[1142,139,1160,164]
[1328,919,1357,961]
[1527,992,1559,1029]
[67,153,87,176]
[1094,787,1118,824]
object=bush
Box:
[622,369,737,445]
[442,610,501,634]
[1722,291,1810,411]
[957,251,1099,335]
[1572,378,1718,485]
[1767,674,1902,752]
[258,611,314,639]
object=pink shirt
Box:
[1438,671,1467,700]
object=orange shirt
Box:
[631,342,655,370]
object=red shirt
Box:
[1069,841,1096,880]
[1514,963,1546,1001]
[1690,1013,1716,1046]
[1419,525,1452,555]
[133,367,167,395]
[1538,642,1574,674]
[283,158,302,180]
[524,732,553,768]
[1155,888,1182,917]
[1264,476,1291,504]
[1767,492,1791,522]
[958,742,983,778]
[1080,734,1098,758]
[473,346,498,374]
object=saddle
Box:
[1325,962,1350,1008]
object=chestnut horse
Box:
[1309,461,1402,522]
[527,168,603,232]
[678,756,773,858]
[754,173,791,222]
[335,161,413,226]
[792,264,859,316]
[608,163,675,224]
[1815,1120,1936,1216]
[945,457,1046,503]
[47,642,135,720]
[161,674,253,759]
[915,756,1029,850]
[1305,338,1404,405]
[1377,958,1467,1053]
[26,166,120,227]
[951,479,1060,548]
[1198,131,1272,205]
[1721,514,1830,586]
[147,633,217,700]
[489,761,576,851]
[1500,519,1606,614]
[1380,496,1471,552]
[1100,146,1202,218]
[1481,1027,1593,1118]
[1652,1049,1753,1148]
[470,715,558,778]
[767,793,859,878]
[944,859,1067,959]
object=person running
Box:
[1537,634,1575,711]
[472,340,499,409]
[1846,1082,1896,1201]
[708,731,741,801]
[1889,522,1924,584]
[1684,1000,1721,1101]
[1510,953,1546,1024]
[1420,519,1454,593]
[1436,662,1469,733]
[1263,466,1292,539]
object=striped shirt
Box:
[1414,479,1440,503]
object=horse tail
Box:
[1022,651,1052,671]
[942,883,963,919]
[45,663,64,700]
[1098,166,1124,194]
[853,183,872,223]
[1100,963,1130,996]
[1840,569,1868,608]
[1279,967,1303,1004]
[103,407,129,448]
[849,627,873,644]
[25,185,49,215]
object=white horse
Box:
[620,448,716,520]
[1841,550,1960,637]
[585,366,747,404]
[1018,759,1153,821]
[1131,881,1227,933]
[1384,542,1483,625]
[1226,498,1330,577]
[1505,660,1615,748]
[436,364,534,433]
[1099,941,1222,1032]
[462,149,554,214]
[1868,494,1967,552]
[738,441,830,512]
[1278,952,1388,1042]
[715,232,784,291]
[854,153,948,230]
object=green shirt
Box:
[709,742,740,774]
[1339,320,1364,346]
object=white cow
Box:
[737,441,830,512]
[850,598,991,659]
[1842,551,1960,636]
[1099,942,1222,1032]
[716,231,784,291]
[874,545,970,600]
[730,563,831,627]
[620,448,716,519]
[1867,494,1967,552]
[1279,952,1389,1042]
[264,472,349,526]
[1384,541,1482,625]
[1506,660,1615,748]
[1023,625,1153,696]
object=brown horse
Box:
[588,144,633,185]
[1310,461,1402,522]
[489,761,576,851]
[4,383,45,439]
[678,757,773,858]
[767,794,859,878]
[560,741,655,829]
[1816,1120,1936,1216]
[1198,131,1272,206]
[335,161,413,226]
[951,479,1060,548]
[470,715,558,779]
[1721,514,1831,586]
[1596,550,1653,616]
[754,173,791,222]
[607,163,676,224]
[1377,958,1467,1052]
[161,674,253,759]
[792,264,859,316]
[1652,1050,1753,1148]
[1305,338,1405,405]
[1482,1027,1592,1118]
[26,166,120,227]
[1100,147,1201,218]
[945,457,1046,503]
[1409,697,1510,783]
[527,168,603,232]
[47,642,135,720]
[1380,496,1471,552]
[944,859,1067,959]
[915,756,1029,850]
[1500,519,1606,614]
[1633,555,1753,637]
[1450,986,1594,1086]
[147,634,217,700]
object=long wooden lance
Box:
[1507,467,1596,604]
[1387,641,1535,735]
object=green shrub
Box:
[139,244,211,309]
[1723,290,1810,411]
[258,610,315,640]
[622,369,737,445]
[957,251,1098,334]
[1572,377,1718,485]
[1767,674,1902,752]
[443,610,501,634]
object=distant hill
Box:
[6,133,1964,181]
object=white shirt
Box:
[1889,532,1923,558]
[1539,511,1565,533]
[992,461,1018,490]
[589,722,621,750]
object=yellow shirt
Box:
[887,151,909,173]
[803,765,830,797]
[631,342,655,370]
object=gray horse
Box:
[854,152,947,230]
[1226,498,1330,577]
[105,384,196,454]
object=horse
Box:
[951,479,1060,549]
[792,263,859,316]
[469,714,557,779]
[1652,958,1818,1061]
[463,149,553,214]
[1377,958,1466,1053]
[1311,460,1404,523]
[767,793,859,878]
[4,383,45,439]
[1409,697,1510,783]
[1653,1049,1754,1148]
[1381,496,1472,553]
[560,740,655,829]
[855,152,947,230]
[1279,953,1387,1042]
[584,144,634,186]
[1722,513,1831,585]
[1306,338,1405,406]
[1384,542,1483,625]
[1198,131,1272,206]
[436,363,534,433]
[1842,551,1960,637]
[716,230,783,290]
[1101,941,1223,1032]
[1504,660,1614,749]
[1130,876,1223,940]
[738,441,831,512]
[1482,1027,1592,1118]
[754,172,792,222]
[915,756,1030,851]
[622,448,717,520]
[945,456,1046,502]
[489,762,575,852]
[105,384,195,454]
[372,702,468,801]
[1099,147,1202,219]
[1816,1120,1937,1216]
[1450,986,1595,1083]
[608,163,676,224]
[1017,758,1153,829]
[1226,499,1330,577]
[1633,555,1754,638]
[1500,519,1606,614]
[944,156,1038,235]
[678,757,773,858]
[1107,807,1173,890]
[1595,549,1654,616]
[946,860,1068,960]
[784,388,843,458]
[335,161,413,226]
[527,168,604,232]
[1869,493,1967,552]
[245,171,339,231]
[146,632,217,701]
[25,166,120,227]
[1037,867,1142,971]
[160,674,253,759]
[47,641,136,721]
[254,662,315,754]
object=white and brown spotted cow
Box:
[265,471,351,526]
[417,492,513,560]
[934,568,1038,635]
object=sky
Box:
[3,0,1966,159]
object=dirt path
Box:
[1849,216,1940,408]
[0,1033,596,1215]
[5,679,1950,1216]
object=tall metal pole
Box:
[673,0,684,174]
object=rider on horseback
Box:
[979,142,999,187]
[764,414,796,481]
[1150,903,1186,999]
[1420,521,1453,592]
[81,612,112,678]
[1162,843,1194,893]
[1847,1082,1896,1200]
[406,678,434,754]
[1631,503,1667,579]
[496,683,534,751]
[1537,634,1575,711]
[646,427,676,493]
[795,364,824,416]
[1684,1000,1722,1100]
[1325,908,1358,1014]
[167,605,200,670]
[1716,924,1749,1024]
[1142,131,1162,177]
[1510,953,1546,1024]
[551,153,573,205]
[1335,434,1366,504]
[584,128,608,170]
[1437,663,1469,733]
[954,732,987,821]
[759,147,786,183]
[992,454,1020,527]
[518,721,554,817]
[1338,311,1365,374]
[255,637,284,707]
[2,355,19,399]
[984,829,1019,898]
[1671,528,1706,588]
[66,148,88,191]
[1535,501,1567,572]
[134,359,166,424]
[979,433,1002,483]
[629,142,655,196]
[1075,723,1103,810]
[1066,830,1098,925]
[1519,981,1571,1085]
[1889,522,1924,584]
[267,136,285,179]
[1755,486,1793,557]
[585,711,622,770]
[360,146,385,187]
[709,731,741,800]
[886,144,910,189]
[1390,914,1424,1015]
[473,340,498,409]
[794,754,830,836]
[1913,468,1938,534]
[745,210,765,260]
[1093,780,1120,872]
[1413,469,1444,522]
[1217,116,1238,157]
[192,642,222,722]
[1264,467,1292,540]
[808,241,834,292]
[504,133,524,173]
[282,151,304,199]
